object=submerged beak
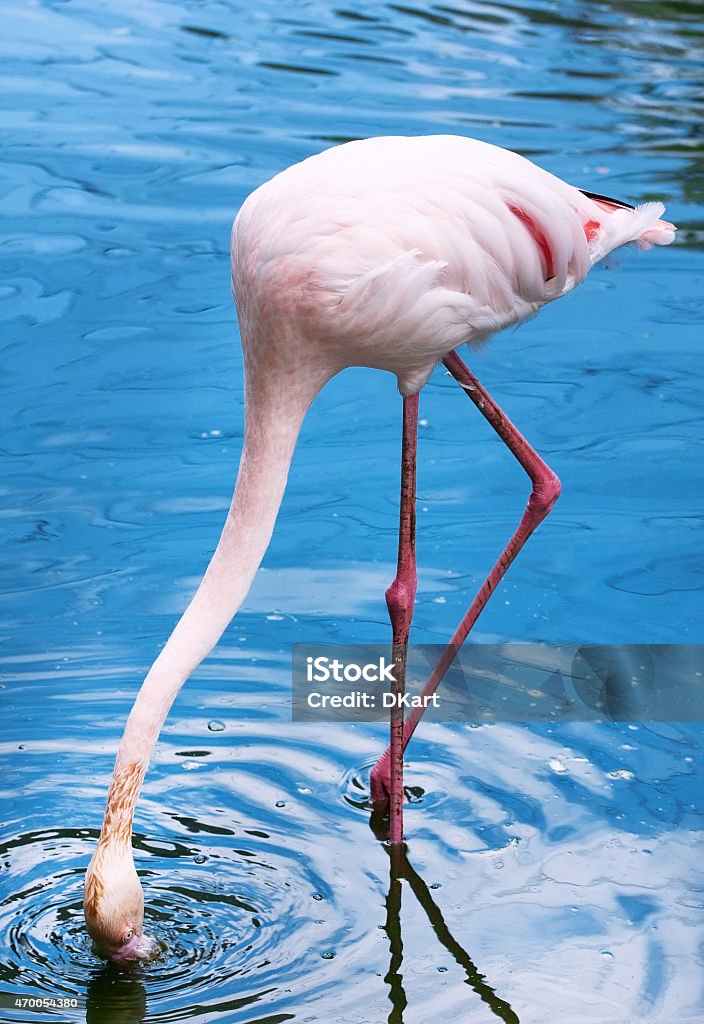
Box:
[109,932,159,962]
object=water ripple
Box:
[2,0,703,1020]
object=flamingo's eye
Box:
[122,929,134,943]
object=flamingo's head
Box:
[84,846,157,961]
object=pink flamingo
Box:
[83,135,674,959]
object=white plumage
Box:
[232,135,674,394]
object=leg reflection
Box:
[383,843,407,1024]
[380,842,520,1024]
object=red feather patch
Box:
[508,204,555,281]
[584,219,601,243]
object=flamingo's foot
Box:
[369,749,391,807]
[369,752,391,841]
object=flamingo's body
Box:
[83,135,674,960]
[234,135,672,397]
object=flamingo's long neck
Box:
[98,362,324,847]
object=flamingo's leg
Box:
[370,350,560,800]
[381,392,419,844]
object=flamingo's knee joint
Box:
[385,577,417,637]
[530,467,561,520]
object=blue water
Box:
[1,1,702,1022]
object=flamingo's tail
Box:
[622,201,677,250]
[584,193,676,263]
[635,204,677,248]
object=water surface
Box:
[1,0,703,1021]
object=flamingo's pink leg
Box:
[370,350,560,801]
[382,392,419,844]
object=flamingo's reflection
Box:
[83,827,519,1024]
[374,813,520,1024]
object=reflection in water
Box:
[86,968,147,1024]
[382,843,520,1024]
[83,837,522,1024]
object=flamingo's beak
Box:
[109,932,159,962]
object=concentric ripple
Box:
[0,810,382,1023]
[341,756,427,813]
